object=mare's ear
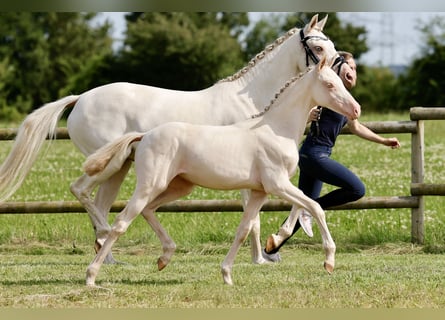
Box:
[304,14,319,33]
[316,15,328,31]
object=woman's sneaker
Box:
[299,210,313,237]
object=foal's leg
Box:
[86,170,172,286]
[86,194,149,286]
[221,190,268,285]
[71,159,131,264]
[266,180,336,274]
[140,177,195,271]
[240,189,266,265]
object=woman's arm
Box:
[347,119,401,148]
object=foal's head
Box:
[312,57,361,120]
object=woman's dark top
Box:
[300,107,348,150]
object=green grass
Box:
[0,112,445,307]
[1,243,445,308]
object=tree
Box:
[283,12,368,59]
[0,13,47,116]
[396,17,445,109]
[0,12,112,119]
[117,12,247,90]
[351,65,398,112]
[243,14,286,60]
[243,13,368,61]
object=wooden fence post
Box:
[410,112,424,244]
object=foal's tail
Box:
[0,95,80,202]
[83,132,143,178]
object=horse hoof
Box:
[94,240,102,253]
[221,265,233,285]
[324,262,334,274]
[86,280,96,287]
[157,257,168,271]
[222,272,233,285]
[265,234,279,253]
[86,267,98,287]
[103,255,122,265]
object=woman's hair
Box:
[337,51,354,61]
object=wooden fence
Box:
[0,107,444,244]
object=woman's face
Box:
[339,58,357,90]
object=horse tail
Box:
[83,132,143,177]
[0,95,80,202]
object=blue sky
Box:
[93,12,445,67]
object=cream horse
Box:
[0,14,337,264]
[82,57,361,286]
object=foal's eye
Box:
[326,82,334,88]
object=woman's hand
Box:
[383,137,401,149]
[308,106,321,122]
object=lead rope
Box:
[314,106,323,137]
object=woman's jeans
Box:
[298,144,365,210]
[283,144,366,241]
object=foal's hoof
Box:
[221,267,233,286]
[324,262,334,274]
[157,257,168,271]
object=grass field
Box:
[0,111,445,308]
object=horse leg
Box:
[240,189,266,265]
[265,205,301,253]
[70,173,110,240]
[221,190,267,285]
[93,160,132,264]
[140,177,195,271]
[266,180,336,274]
[86,165,174,287]
[140,207,175,271]
[71,159,131,264]
[86,194,149,286]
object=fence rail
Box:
[0,122,417,140]
[0,196,420,215]
[1,107,444,244]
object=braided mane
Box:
[218,28,299,83]
[250,67,313,119]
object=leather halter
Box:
[299,29,330,67]
[333,55,346,75]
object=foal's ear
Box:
[318,56,327,71]
[328,55,337,68]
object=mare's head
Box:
[311,57,361,120]
[297,14,338,71]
